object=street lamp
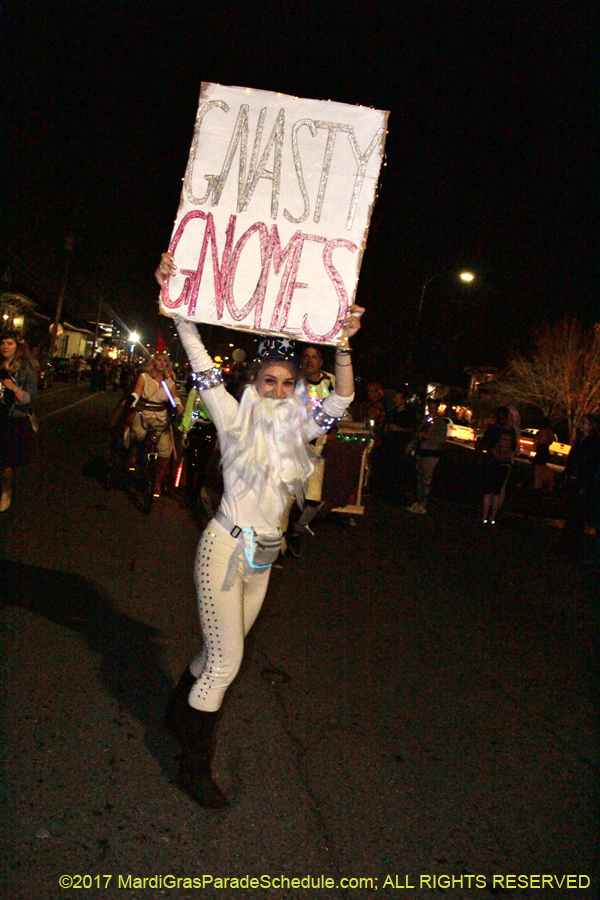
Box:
[408,269,476,380]
[416,270,475,324]
[128,331,140,363]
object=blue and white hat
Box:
[256,336,299,367]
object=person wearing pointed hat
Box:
[127,351,183,497]
[155,251,363,809]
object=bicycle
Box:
[105,397,175,514]
[128,421,174,515]
[181,418,217,510]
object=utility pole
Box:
[50,232,74,357]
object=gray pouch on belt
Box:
[215,510,282,590]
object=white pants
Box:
[188,519,272,711]
[130,411,173,458]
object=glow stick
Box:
[174,458,184,488]
[161,380,177,408]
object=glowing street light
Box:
[416,269,476,323]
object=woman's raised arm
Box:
[333,303,364,398]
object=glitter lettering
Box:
[208,104,250,208]
[283,118,317,224]
[270,231,327,331]
[238,107,286,218]
[184,101,230,205]
[302,238,357,341]
[224,222,271,325]
[346,127,385,229]
[312,121,352,223]
[162,211,234,316]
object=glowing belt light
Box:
[161,380,177,408]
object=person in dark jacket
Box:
[558,415,600,557]
[479,406,518,524]
[381,390,416,502]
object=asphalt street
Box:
[1,384,598,900]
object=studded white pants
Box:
[187,519,272,711]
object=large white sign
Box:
[160,83,388,346]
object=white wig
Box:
[221,380,315,504]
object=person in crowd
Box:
[381,390,416,502]
[359,381,386,431]
[0,331,38,512]
[532,417,555,492]
[76,355,87,383]
[479,405,518,524]
[98,356,108,392]
[300,345,335,406]
[90,352,102,392]
[557,414,600,557]
[507,404,521,443]
[286,345,337,542]
[69,353,79,382]
[179,382,217,509]
[119,359,136,394]
[584,433,600,573]
[406,397,447,514]
[29,345,43,376]
[156,251,362,809]
[127,351,183,497]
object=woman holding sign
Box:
[156,251,362,809]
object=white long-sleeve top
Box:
[176,320,353,535]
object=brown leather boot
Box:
[176,715,229,810]
[164,666,196,734]
[164,668,228,809]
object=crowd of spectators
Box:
[5,328,600,574]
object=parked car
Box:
[445,418,476,442]
[51,357,74,381]
[518,428,570,462]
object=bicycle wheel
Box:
[140,454,157,514]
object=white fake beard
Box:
[221,382,315,504]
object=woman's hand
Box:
[155,252,177,286]
[2,378,19,394]
[339,303,365,346]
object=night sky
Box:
[3,1,596,383]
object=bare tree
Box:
[492,316,600,436]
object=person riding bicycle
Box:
[127,352,183,496]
